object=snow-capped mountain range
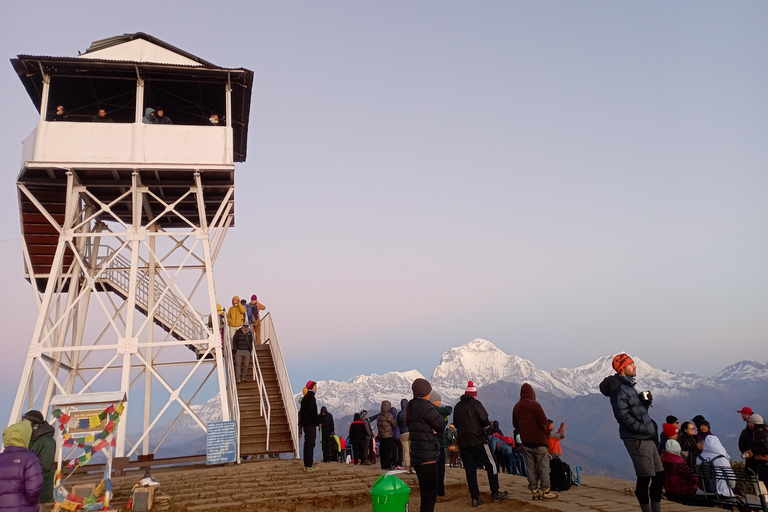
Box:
[305,338,767,417]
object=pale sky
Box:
[0,2,766,422]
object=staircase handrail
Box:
[221,322,240,460]
[249,328,271,451]
[260,313,299,458]
[95,245,205,344]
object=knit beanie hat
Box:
[22,410,45,425]
[412,378,432,398]
[465,381,477,397]
[612,353,634,374]
[662,423,678,439]
[305,380,316,391]
[430,391,441,403]
[749,414,764,425]
[251,295,258,301]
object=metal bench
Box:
[662,461,767,512]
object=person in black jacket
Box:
[600,353,664,512]
[319,406,335,462]
[738,407,756,474]
[349,413,368,465]
[453,381,509,507]
[299,380,319,471]
[232,324,253,383]
[406,378,445,512]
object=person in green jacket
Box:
[430,391,453,497]
[22,410,56,504]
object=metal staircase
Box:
[95,246,207,354]
[237,314,299,458]
[95,250,300,458]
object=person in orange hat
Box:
[600,354,664,512]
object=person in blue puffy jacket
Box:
[0,421,42,512]
[600,353,664,512]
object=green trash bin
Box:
[370,472,411,512]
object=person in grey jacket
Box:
[376,400,397,470]
[600,353,664,512]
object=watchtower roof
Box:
[81,32,216,67]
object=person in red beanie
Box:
[600,353,664,512]
[299,380,319,471]
[453,380,508,507]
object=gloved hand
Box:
[639,390,653,407]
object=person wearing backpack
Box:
[600,353,664,512]
[695,435,735,497]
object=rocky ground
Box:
[62,459,716,511]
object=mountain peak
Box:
[713,360,768,382]
[430,338,577,398]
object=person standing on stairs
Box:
[248,295,266,344]
[299,380,319,471]
[232,323,253,383]
[227,296,246,340]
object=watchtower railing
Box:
[261,313,299,458]
[221,322,240,461]
[250,332,271,451]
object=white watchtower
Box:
[10,33,253,460]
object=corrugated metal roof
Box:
[14,54,249,73]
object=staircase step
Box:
[240,420,291,431]
[240,432,292,446]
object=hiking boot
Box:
[471,497,484,507]
[531,489,541,500]
[540,488,558,499]
[492,491,508,503]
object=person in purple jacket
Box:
[0,421,42,512]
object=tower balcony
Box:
[22,121,234,169]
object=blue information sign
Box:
[206,421,237,465]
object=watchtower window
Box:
[143,80,226,126]
[47,76,136,123]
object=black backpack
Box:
[696,454,726,494]
[550,456,572,491]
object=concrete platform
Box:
[63,458,715,511]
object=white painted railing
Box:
[221,322,240,461]
[261,313,299,458]
[250,335,271,451]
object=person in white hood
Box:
[696,435,735,497]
